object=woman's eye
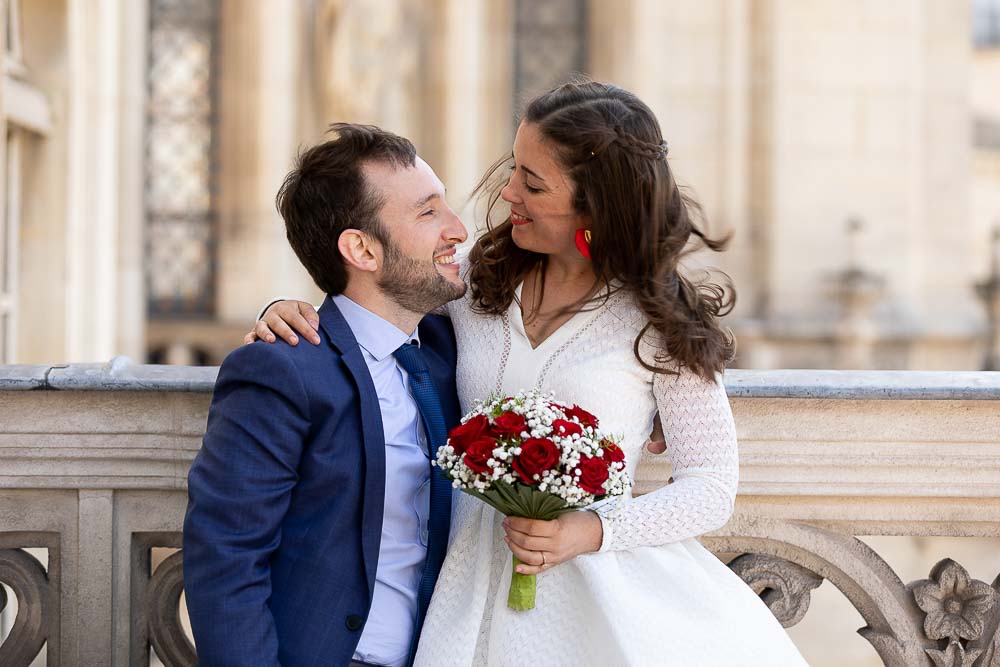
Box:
[508,164,541,193]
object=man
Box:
[182,123,468,667]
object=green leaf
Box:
[493,481,532,516]
[461,480,579,520]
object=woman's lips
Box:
[511,213,533,226]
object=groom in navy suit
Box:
[183,124,467,667]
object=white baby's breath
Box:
[435,389,632,508]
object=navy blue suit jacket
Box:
[183,297,460,667]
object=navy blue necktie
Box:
[393,342,452,660]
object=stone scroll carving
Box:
[710,520,1000,667]
[0,548,50,667]
[728,553,823,627]
[131,532,195,667]
[146,550,196,667]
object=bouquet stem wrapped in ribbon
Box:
[435,390,631,610]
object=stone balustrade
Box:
[1,359,999,666]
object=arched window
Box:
[145,0,220,318]
[513,0,589,108]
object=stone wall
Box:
[2,361,999,665]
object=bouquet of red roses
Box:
[435,390,631,610]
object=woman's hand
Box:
[645,412,666,454]
[244,300,320,346]
[502,511,604,575]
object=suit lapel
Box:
[317,297,386,598]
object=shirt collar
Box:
[332,294,420,362]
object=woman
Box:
[251,81,808,665]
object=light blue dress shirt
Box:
[333,295,431,667]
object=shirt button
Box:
[421,528,429,543]
[345,614,364,631]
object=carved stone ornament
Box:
[910,559,1000,667]
[146,550,196,667]
[912,560,998,643]
[728,553,824,627]
[0,548,50,667]
[708,520,1000,666]
[926,641,984,667]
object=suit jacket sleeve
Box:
[183,342,312,667]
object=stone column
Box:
[918,0,975,323]
[215,0,321,324]
[382,0,513,226]
[436,0,491,218]
[12,0,70,364]
[63,0,125,362]
[114,0,149,362]
[11,0,144,364]
[311,0,423,141]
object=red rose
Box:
[576,455,610,495]
[493,412,528,438]
[552,419,583,437]
[565,405,599,428]
[448,414,490,454]
[602,441,626,464]
[512,438,560,485]
[463,437,496,475]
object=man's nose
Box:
[446,210,468,242]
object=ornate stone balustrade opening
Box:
[1,359,999,666]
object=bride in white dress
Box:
[254,81,808,666]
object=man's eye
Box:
[422,209,436,217]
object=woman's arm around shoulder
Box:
[246,299,321,346]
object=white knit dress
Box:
[413,266,809,666]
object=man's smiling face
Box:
[364,157,468,314]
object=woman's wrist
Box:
[580,510,605,554]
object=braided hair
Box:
[468,81,735,380]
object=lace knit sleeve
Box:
[597,368,739,552]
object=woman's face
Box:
[501,121,587,258]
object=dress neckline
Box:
[509,282,598,354]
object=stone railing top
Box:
[724,368,1000,400]
[1,357,1000,398]
[0,356,219,392]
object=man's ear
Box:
[338,229,380,273]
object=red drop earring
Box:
[575,229,592,259]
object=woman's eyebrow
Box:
[519,164,546,183]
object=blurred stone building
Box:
[1,0,998,370]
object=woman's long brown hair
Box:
[468,81,735,380]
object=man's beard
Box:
[377,238,466,315]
